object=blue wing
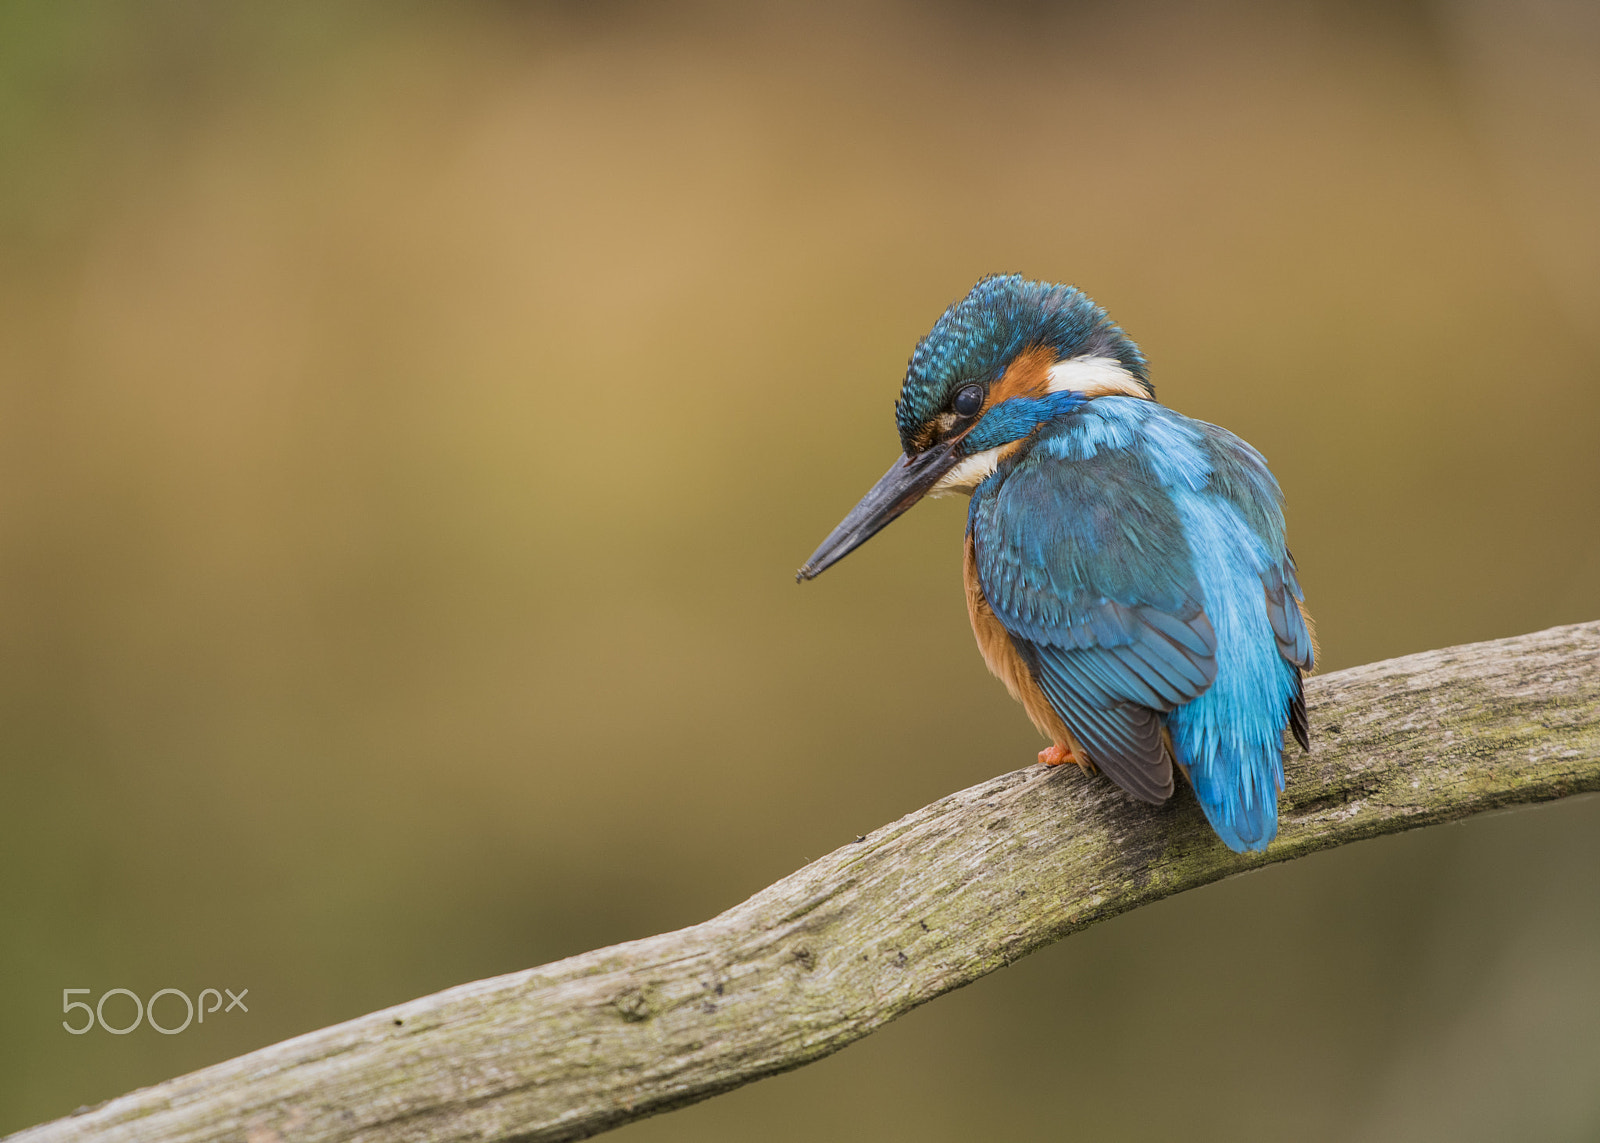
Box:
[970,398,1311,850]
[969,434,1218,804]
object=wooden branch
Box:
[15,621,1600,1143]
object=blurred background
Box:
[2,1,1598,1138]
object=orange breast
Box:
[962,532,1082,754]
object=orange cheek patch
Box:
[983,344,1058,412]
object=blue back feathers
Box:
[969,396,1312,852]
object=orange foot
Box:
[1038,743,1096,775]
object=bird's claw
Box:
[1038,743,1095,775]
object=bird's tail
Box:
[1185,742,1284,853]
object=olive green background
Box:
[2,2,1598,1139]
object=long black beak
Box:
[796,441,964,582]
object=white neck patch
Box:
[1046,355,1147,399]
[930,446,1007,497]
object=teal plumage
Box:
[799,275,1312,853]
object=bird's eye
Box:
[953,384,984,417]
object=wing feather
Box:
[970,403,1312,810]
[971,444,1216,804]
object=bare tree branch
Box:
[14,621,1600,1143]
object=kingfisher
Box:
[797,275,1313,853]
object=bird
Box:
[796,275,1313,853]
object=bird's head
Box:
[797,274,1150,581]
